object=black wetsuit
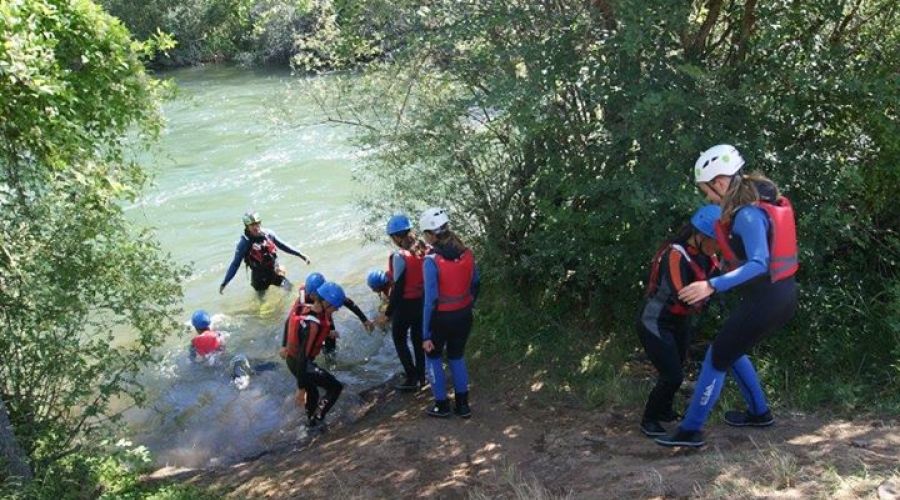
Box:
[283,317,343,421]
[638,244,715,424]
[386,254,425,383]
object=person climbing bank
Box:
[656,144,799,448]
[281,281,350,431]
[637,205,720,437]
[219,211,310,294]
[420,208,479,418]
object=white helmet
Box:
[694,144,745,183]
[419,207,450,233]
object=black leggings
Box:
[392,298,425,380]
[637,316,691,421]
[251,266,284,291]
[286,357,343,420]
[427,307,473,360]
[711,277,798,371]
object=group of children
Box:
[191,206,479,432]
[190,142,797,448]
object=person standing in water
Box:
[219,211,311,294]
[637,205,720,437]
[656,144,799,448]
[420,208,479,418]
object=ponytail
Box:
[721,171,780,224]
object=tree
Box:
[305,0,899,402]
[0,0,185,477]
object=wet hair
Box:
[721,171,780,224]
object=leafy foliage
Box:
[0,0,186,474]
[308,0,900,404]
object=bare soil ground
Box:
[150,378,900,499]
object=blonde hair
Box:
[721,171,780,224]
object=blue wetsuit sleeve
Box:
[269,231,307,260]
[709,207,770,293]
[385,252,406,318]
[221,237,249,287]
[422,256,439,341]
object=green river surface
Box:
[122,65,398,468]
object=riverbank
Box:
[148,369,900,499]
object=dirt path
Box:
[154,381,900,499]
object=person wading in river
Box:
[219,211,311,295]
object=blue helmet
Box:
[691,204,722,238]
[386,214,412,236]
[366,269,389,291]
[316,281,346,309]
[191,310,211,330]
[305,272,326,295]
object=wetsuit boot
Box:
[427,399,451,418]
[453,392,471,419]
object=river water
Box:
[123,65,398,468]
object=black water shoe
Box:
[655,428,705,448]
[306,417,327,434]
[640,421,667,437]
[454,392,471,419]
[723,409,775,427]
[395,377,418,392]
[427,400,452,418]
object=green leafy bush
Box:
[1,0,186,477]
[312,0,899,407]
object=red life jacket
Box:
[646,244,712,315]
[285,300,332,358]
[244,233,277,270]
[192,330,222,356]
[714,196,799,283]
[388,250,425,299]
[435,249,476,312]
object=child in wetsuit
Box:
[637,205,720,437]
[281,281,348,431]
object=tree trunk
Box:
[0,398,32,483]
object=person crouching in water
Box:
[219,211,311,295]
[377,214,429,392]
[281,281,347,431]
[189,310,224,364]
[419,208,479,418]
[637,205,720,437]
[299,272,374,355]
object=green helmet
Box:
[242,211,262,226]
